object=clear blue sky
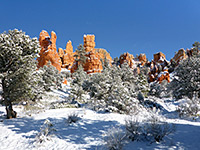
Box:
[1,0,200,60]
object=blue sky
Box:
[1,0,200,60]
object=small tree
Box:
[39,61,64,91]
[0,29,41,118]
[74,44,87,66]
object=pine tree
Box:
[74,44,87,66]
[170,55,200,99]
[0,29,41,118]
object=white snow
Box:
[0,89,200,150]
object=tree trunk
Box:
[2,76,17,119]
[5,101,17,119]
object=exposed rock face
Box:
[60,40,75,69]
[37,30,62,71]
[157,68,170,83]
[148,52,170,83]
[84,51,103,74]
[138,53,147,66]
[171,48,187,65]
[84,35,95,52]
[65,40,73,54]
[71,35,111,74]
[58,48,64,58]
[119,52,134,68]
[154,52,166,63]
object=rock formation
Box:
[70,35,112,74]
[171,48,187,65]
[59,40,75,69]
[84,51,103,74]
[148,52,170,83]
[84,34,95,52]
[138,53,147,66]
[119,52,134,68]
[37,30,62,71]
[154,52,166,63]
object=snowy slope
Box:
[1,89,200,150]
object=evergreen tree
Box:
[70,65,89,102]
[0,29,41,118]
[39,61,64,91]
[74,44,87,66]
[192,41,200,55]
[170,55,200,99]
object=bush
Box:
[125,115,176,143]
[66,112,81,124]
[177,96,200,119]
[104,127,126,150]
[35,119,56,143]
[149,80,171,98]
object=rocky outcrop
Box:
[58,48,64,58]
[148,52,170,83]
[138,53,147,66]
[119,52,134,68]
[37,30,62,71]
[84,51,103,74]
[84,35,95,52]
[171,48,187,65]
[154,52,166,63]
[59,40,75,69]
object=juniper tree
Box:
[39,61,64,91]
[74,44,87,67]
[0,29,41,118]
[170,55,200,99]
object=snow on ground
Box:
[1,89,200,150]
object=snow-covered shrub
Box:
[36,119,56,143]
[125,115,176,143]
[145,115,176,142]
[170,55,200,100]
[39,62,64,91]
[149,80,171,98]
[177,96,200,118]
[104,127,126,150]
[70,62,149,114]
[70,65,89,102]
[66,112,81,124]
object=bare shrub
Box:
[66,112,80,124]
[35,119,56,143]
[125,115,176,143]
[104,127,126,150]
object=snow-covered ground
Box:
[0,89,200,150]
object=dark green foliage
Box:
[0,29,41,118]
[74,44,87,66]
[170,56,200,99]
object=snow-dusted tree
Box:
[136,73,150,98]
[39,61,64,91]
[0,29,41,118]
[74,44,87,66]
[170,55,200,99]
[70,65,89,102]
[149,80,170,98]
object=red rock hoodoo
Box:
[37,30,62,71]
[148,52,170,83]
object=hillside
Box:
[0,87,200,150]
